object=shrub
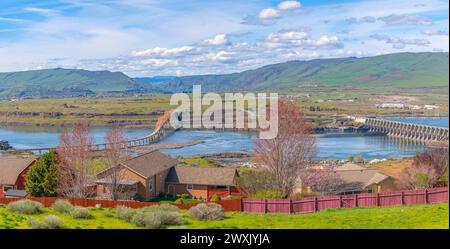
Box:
[189,203,224,221]
[70,206,91,219]
[174,198,184,204]
[28,218,48,229]
[104,208,115,217]
[210,193,221,201]
[116,206,136,222]
[142,204,179,213]
[52,200,73,214]
[7,200,43,214]
[43,215,64,229]
[142,212,163,229]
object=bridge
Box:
[363,118,449,143]
[13,110,182,155]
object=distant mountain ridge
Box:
[0,68,161,98]
[157,52,449,92]
[0,52,448,98]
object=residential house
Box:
[0,157,36,192]
[96,150,240,201]
[297,163,396,195]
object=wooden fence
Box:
[242,187,449,214]
[0,197,242,212]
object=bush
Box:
[52,200,74,214]
[104,208,115,217]
[70,206,91,219]
[142,212,163,229]
[174,198,184,204]
[176,193,190,199]
[7,200,43,214]
[210,193,221,201]
[116,206,136,222]
[189,203,224,221]
[142,204,179,213]
[28,215,64,229]
[43,215,64,229]
[28,218,48,229]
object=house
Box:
[296,163,396,195]
[332,163,396,194]
[165,166,239,200]
[96,150,240,201]
[0,157,36,192]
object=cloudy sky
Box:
[0,0,448,77]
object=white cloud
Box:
[370,34,430,49]
[277,1,301,10]
[308,35,340,47]
[204,34,230,46]
[131,46,196,57]
[347,14,433,26]
[422,28,449,36]
[258,8,280,19]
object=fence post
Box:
[376,193,380,206]
[314,197,319,212]
[401,191,404,205]
[355,194,358,207]
[425,189,429,204]
[264,199,268,213]
[339,195,343,208]
[289,199,293,214]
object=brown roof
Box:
[0,157,36,185]
[119,150,178,179]
[166,166,238,186]
[334,164,390,188]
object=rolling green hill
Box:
[159,52,449,92]
[0,68,160,98]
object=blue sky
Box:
[0,0,448,76]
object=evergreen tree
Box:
[25,151,58,197]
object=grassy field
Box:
[1,203,448,229]
[0,89,447,127]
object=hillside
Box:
[158,52,449,92]
[0,68,160,98]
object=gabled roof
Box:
[119,150,178,179]
[333,164,390,188]
[166,166,238,186]
[0,157,36,185]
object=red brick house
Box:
[0,157,36,192]
[96,150,240,201]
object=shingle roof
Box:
[333,164,390,188]
[120,150,178,179]
[165,166,238,186]
[95,178,139,185]
[0,157,36,185]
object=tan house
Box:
[0,157,36,192]
[332,163,396,194]
[96,150,240,201]
[297,163,396,195]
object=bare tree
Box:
[301,168,364,195]
[253,100,316,195]
[102,127,133,200]
[56,123,95,198]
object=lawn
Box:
[1,203,448,229]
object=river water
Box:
[0,117,447,160]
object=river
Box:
[0,117,447,160]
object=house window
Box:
[130,184,137,192]
[214,185,228,189]
[186,184,193,190]
[148,179,154,190]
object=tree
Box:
[400,147,449,189]
[301,168,363,195]
[253,100,316,195]
[102,127,131,200]
[56,123,95,198]
[25,151,58,197]
[235,169,278,196]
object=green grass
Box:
[1,203,448,229]
[179,156,218,168]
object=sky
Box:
[0,0,448,77]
